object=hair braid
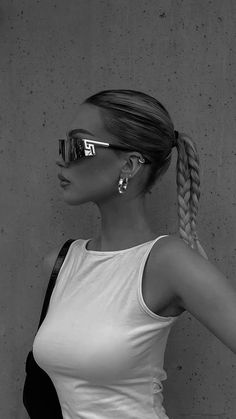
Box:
[176,133,208,260]
[176,138,192,244]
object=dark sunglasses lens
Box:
[70,137,85,161]
[58,138,85,162]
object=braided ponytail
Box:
[175,133,208,260]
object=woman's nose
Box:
[55,158,69,168]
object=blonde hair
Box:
[84,89,208,260]
[175,132,208,259]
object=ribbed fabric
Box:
[33,235,180,419]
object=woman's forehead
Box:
[67,128,95,138]
[67,104,107,138]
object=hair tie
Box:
[172,130,179,148]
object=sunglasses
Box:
[58,131,152,164]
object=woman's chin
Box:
[61,193,90,206]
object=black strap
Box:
[37,239,75,330]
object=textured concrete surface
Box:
[1,0,236,418]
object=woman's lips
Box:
[58,174,70,183]
[60,181,70,188]
[58,173,71,188]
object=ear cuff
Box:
[138,156,145,164]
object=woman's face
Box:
[56,103,126,206]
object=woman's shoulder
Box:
[150,233,206,292]
[152,233,207,269]
[154,233,196,255]
[151,233,214,306]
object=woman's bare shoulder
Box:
[150,233,204,299]
[155,233,195,255]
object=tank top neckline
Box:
[82,235,168,256]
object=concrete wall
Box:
[1,0,236,418]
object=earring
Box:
[118,176,129,194]
[138,156,145,164]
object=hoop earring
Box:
[118,176,129,194]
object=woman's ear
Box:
[120,153,145,179]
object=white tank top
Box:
[33,235,180,419]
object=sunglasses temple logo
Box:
[84,139,96,156]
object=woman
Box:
[33,90,236,419]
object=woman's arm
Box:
[161,236,236,354]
